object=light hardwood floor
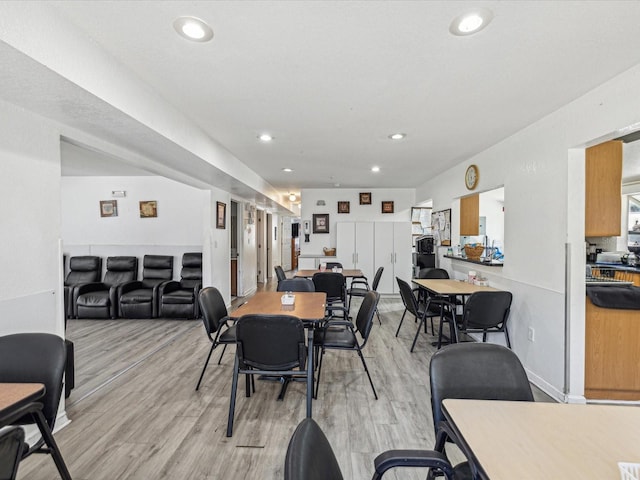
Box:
[19,280,546,479]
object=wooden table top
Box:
[0,382,45,414]
[412,278,501,295]
[229,291,327,321]
[443,399,640,479]
[295,269,363,278]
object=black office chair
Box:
[428,343,534,480]
[347,266,384,324]
[284,418,455,480]
[395,277,446,352]
[277,278,315,292]
[195,287,236,390]
[226,314,310,437]
[0,427,25,480]
[455,291,513,348]
[312,272,349,319]
[74,256,137,318]
[314,291,380,399]
[0,333,72,480]
[274,265,287,282]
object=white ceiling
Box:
[21,2,640,196]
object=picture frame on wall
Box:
[359,192,371,205]
[337,201,350,214]
[216,201,226,229]
[100,200,118,217]
[139,200,157,218]
[381,201,394,214]
[313,213,330,233]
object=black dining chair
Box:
[347,266,384,323]
[0,333,72,480]
[428,343,534,480]
[284,418,455,480]
[226,314,310,437]
[414,268,451,335]
[195,286,236,390]
[312,272,349,319]
[274,265,287,282]
[455,291,513,347]
[0,427,25,480]
[277,278,315,292]
[314,291,380,399]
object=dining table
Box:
[412,279,503,345]
[294,268,364,278]
[442,398,640,479]
[229,291,327,417]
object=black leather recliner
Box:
[119,255,173,318]
[75,256,138,319]
[160,252,202,318]
[63,256,101,318]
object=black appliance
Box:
[413,253,435,269]
[416,235,434,254]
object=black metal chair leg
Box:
[356,347,378,400]
[216,344,228,365]
[395,309,407,337]
[314,348,325,399]
[410,315,426,352]
[195,342,217,391]
[375,307,381,325]
[34,410,72,480]
[226,356,240,437]
[505,325,511,348]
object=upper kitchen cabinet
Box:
[460,194,480,236]
[585,140,622,237]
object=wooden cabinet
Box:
[374,222,412,294]
[585,140,622,237]
[336,222,375,281]
[460,194,479,236]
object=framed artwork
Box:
[337,201,350,214]
[139,200,157,218]
[359,192,372,205]
[216,201,226,229]
[381,201,394,214]
[100,200,118,217]
[313,213,330,233]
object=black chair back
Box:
[236,315,306,371]
[324,262,342,269]
[461,291,512,330]
[274,265,287,282]
[198,287,228,339]
[396,277,420,317]
[312,272,346,302]
[277,278,315,292]
[0,427,25,480]
[418,268,449,279]
[285,418,344,480]
[429,343,533,434]
[370,266,384,291]
[140,255,173,288]
[354,291,379,342]
[103,256,138,287]
[65,256,101,285]
[180,252,202,289]
[0,333,66,428]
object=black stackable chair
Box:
[455,291,513,347]
[74,256,137,318]
[160,252,203,319]
[0,333,72,480]
[195,287,236,390]
[226,314,310,437]
[119,255,173,318]
[312,272,349,319]
[277,278,315,292]
[274,265,287,282]
[0,427,25,480]
[314,291,380,400]
[414,267,451,335]
[396,277,446,352]
[63,256,101,319]
[347,266,383,323]
[284,418,455,480]
[428,343,534,480]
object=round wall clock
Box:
[465,164,479,190]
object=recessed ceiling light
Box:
[258,134,273,142]
[389,133,406,140]
[450,9,493,36]
[173,16,214,42]
[289,193,297,201]
[371,166,380,173]
[282,168,293,172]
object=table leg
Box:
[306,328,314,418]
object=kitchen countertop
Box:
[444,255,504,267]
[590,262,640,272]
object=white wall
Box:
[300,188,415,255]
[418,63,640,402]
[0,99,63,336]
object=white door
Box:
[393,222,413,291]
[336,222,356,268]
[355,222,375,281]
[374,224,395,294]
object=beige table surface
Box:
[229,291,326,321]
[412,278,501,295]
[294,269,363,278]
[443,398,640,479]
[0,382,44,416]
